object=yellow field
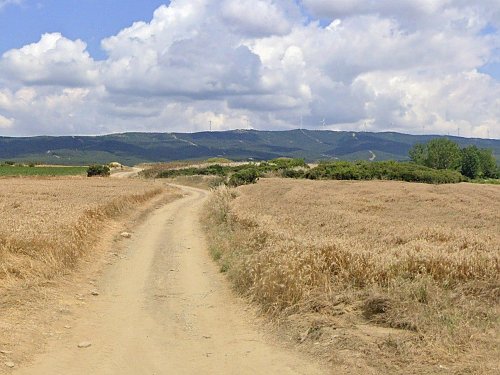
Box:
[205,179,500,374]
[0,177,176,284]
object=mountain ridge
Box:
[0,129,498,165]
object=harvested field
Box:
[0,177,176,284]
[204,179,500,374]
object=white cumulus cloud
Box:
[221,0,294,37]
[1,33,99,87]
[0,0,498,138]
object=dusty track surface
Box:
[111,167,142,179]
[14,185,325,375]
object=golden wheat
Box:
[0,177,175,284]
[204,179,500,374]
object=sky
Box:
[0,0,499,138]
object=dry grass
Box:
[0,177,173,285]
[203,179,500,374]
[140,160,247,178]
[165,175,226,190]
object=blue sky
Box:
[0,0,499,138]
[0,0,170,59]
[478,25,500,80]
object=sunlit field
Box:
[204,178,500,374]
[0,177,174,284]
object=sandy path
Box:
[14,185,325,375]
[111,167,142,178]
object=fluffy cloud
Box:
[0,0,498,138]
[100,1,264,98]
[220,0,295,37]
[1,33,99,87]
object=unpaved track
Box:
[15,185,325,375]
[112,167,142,179]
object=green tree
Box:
[409,143,427,165]
[460,146,480,179]
[409,139,462,170]
[477,148,498,178]
[426,138,461,170]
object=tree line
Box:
[409,138,498,179]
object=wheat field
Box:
[0,177,176,285]
[204,179,500,374]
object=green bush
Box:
[303,161,464,184]
[145,157,469,185]
[87,164,110,177]
[281,168,306,178]
[228,168,260,187]
[269,157,308,169]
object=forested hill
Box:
[0,129,498,166]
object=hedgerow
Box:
[148,159,466,185]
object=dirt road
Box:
[111,167,142,179]
[14,185,325,375]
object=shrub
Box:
[304,161,464,184]
[269,157,308,169]
[281,168,305,178]
[87,164,110,177]
[228,167,260,187]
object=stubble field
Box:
[204,178,500,374]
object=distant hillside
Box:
[0,130,498,166]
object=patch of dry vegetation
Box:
[140,159,243,178]
[0,177,174,285]
[164,175,226,190]
[204,179,500,374]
